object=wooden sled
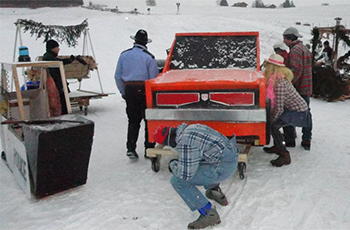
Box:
[146,143,252,179]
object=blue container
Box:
[21,81,40,91]
[19,46,29,56]
[18,46,31,62]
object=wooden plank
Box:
[238,154,247,162]
[3,61,63,68]
[12,66,26,120]
[146,144,176,157]
[58,62,72,114]
[77,89,110,97]
[237,144,251,163]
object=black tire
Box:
[238,162,246,180]
[151,156,161,172]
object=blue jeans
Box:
[283,96,313,142]
[170,138,238,211]
[272,110,312,152]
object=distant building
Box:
[0,0,83,8]
[266,4,277,8]
[232,2,248,7]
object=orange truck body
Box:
[145,32,269,145]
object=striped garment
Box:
[271,79,309,123]
[170,123,233,181]
[287,40,313,96]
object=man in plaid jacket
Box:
[283,27,313,150]
[153,123,238,229]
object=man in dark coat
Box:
[114,29,159,159]
[316,40,333,66]
[43,39,74,114]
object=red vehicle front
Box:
[146,32,270,146]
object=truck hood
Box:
[152,69,264,84]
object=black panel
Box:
[23,115,94,199]
[170,35,257,69]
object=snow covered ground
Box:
[1,0,350,229]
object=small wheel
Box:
[238,162,246,180]
[151,155,161,172]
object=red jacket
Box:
[287,40,313,96]
[279,50,289,65]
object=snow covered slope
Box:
[1,1,350,229]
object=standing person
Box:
[114,29,159,159]
[282,27,313,150]
[273,42,289,65]
[43,39,74,115]
[153,123,238,229]
[262,54,312,167]
[315,40,334,66]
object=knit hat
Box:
[264,54,285,67]
[130,29,152,44]
[154,126,177,147]
[273,42,288,51]
[46,39,59,51]
[283,27,303,38]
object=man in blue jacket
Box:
[114,29,159,159]
[154,123,238,229]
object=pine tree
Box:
[219,0,229,6]
[253,0,265,8]
[146,0,156,7]
[283,0,291,7]
[282,0,295,8]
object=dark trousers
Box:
[125,85,155,152]
[283,96,313,143]
[272,110,312,152]
[59,90,68,115]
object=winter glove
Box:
[76,55,88,65]
[168,159,178,173]
[122,95,126,100]
[70,55,76,61]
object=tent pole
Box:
[13,26,20,62]
[87,29,104,93]
[83,29,87,56]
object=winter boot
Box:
[270,151,291,167]
[188,208,221,229]
[301,140,311,150]
[263,146,281,154]
[126,150,139,159]
[205,185,228,206]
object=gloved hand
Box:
[122,95,126,100]
[76,55,88,65]
[70,55,76,61]
[168,159,178,173]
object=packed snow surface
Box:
[1,0,350,229]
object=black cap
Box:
[130,29,152,45]
[46,39,59,51]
